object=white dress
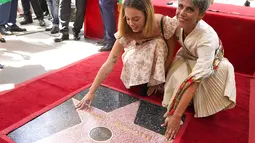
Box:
[115,16,178,89]
[162,20,236,118]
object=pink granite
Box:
[35,99,173,143]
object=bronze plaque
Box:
[89,127,112,141]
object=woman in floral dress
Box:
[76,0,177,108]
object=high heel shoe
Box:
[0,38,6,43]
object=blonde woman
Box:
[76,0,177,107]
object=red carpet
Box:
[209,3,255,18]
[0,135,12,143]
[250,77,255,143]
[180,74,251,143]
[0,53,252,143]
[0,138,7,143]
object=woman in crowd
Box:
[161,0,236,141]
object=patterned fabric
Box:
[213,40,224,70]
[168,41,225,114]
[163,20,236,118]
[115,16,178,89]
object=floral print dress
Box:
[115,16,178,89]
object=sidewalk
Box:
[0,18,100,92]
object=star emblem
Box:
[34,98,168,143]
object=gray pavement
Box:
[0,19,101,92]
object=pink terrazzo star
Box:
[35,98,173,143]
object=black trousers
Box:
[39,0,49,13]
[59,0,87,34]
[73,0,87,33]
[21,0,44,19]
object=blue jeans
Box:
[9,0,18,24]
[0,2,11,25]
[47,0,59,25]
[99,0,116,44]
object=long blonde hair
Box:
[118,0,156,37]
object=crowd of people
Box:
[0,0,117,51]
[0,0,117,69]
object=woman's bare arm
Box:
[173,83,198,117]
[164,83,198,140]
[88,41,124,94]
[165,36,176,72]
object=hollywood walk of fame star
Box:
[34,98,172,143]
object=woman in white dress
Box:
[162,0,236,141]
[76,0,177,109]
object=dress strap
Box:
[160,16,169,47]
